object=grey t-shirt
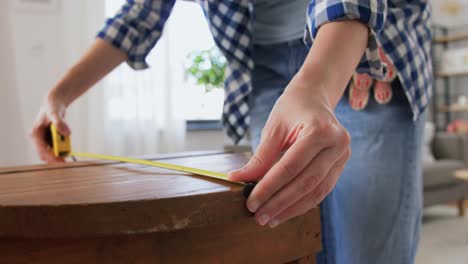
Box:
[253,0,310,44]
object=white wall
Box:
[0,1,28,166]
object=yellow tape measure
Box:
[48,125,256,197]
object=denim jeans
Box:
[249,39,425,264]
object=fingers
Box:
[253,146,346,225]
[228,123,286,183]
[30,107,70,163]
[267,151,348,228]
[245,132,323,212]
[30,121,62,163]
[49,111,71,136]
[246,121,349,214]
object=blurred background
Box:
[0,0,248,167]
[1,0,468,263]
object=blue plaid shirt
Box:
[98,0,432,143]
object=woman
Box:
[30,0,432,263]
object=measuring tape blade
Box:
[70,151,242,185]
[47,125,257,197]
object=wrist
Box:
[292,68,342,109]
[48,87,71,107]
[290,21,368,109]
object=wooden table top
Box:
[0,151,257,238]
[454,169,468,181]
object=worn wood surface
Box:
[0,151,321,263]
[0,151,249,237]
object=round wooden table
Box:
[0,151,321,264]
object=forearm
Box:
[295,20,369,108]
[49,38,127,106]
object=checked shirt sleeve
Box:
[97,0,176,70]
[305,0,388,79]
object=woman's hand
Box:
[229,20,370,227]
[229,75,351,228]
[30,94,71,163]
[29,39,127,163]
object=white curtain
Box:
[84,1,217,156]
[86,40,187,156]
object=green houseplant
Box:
[185,47,227,92]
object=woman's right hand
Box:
[29,39,127,163]
[30,94,71,163]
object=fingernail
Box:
[269,219,279,228]
[227,170,240,179]
[228,164,248,179]
[258,214,270,226]
[247,200,260,212]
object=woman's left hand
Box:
[228,74,351,228]
[229,20,369,227]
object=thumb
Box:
[49,112,71,136]
[228,134,282,182]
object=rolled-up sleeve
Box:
[305,0,388,79]
[97,0,176,70]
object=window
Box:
[104,0,224,122]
